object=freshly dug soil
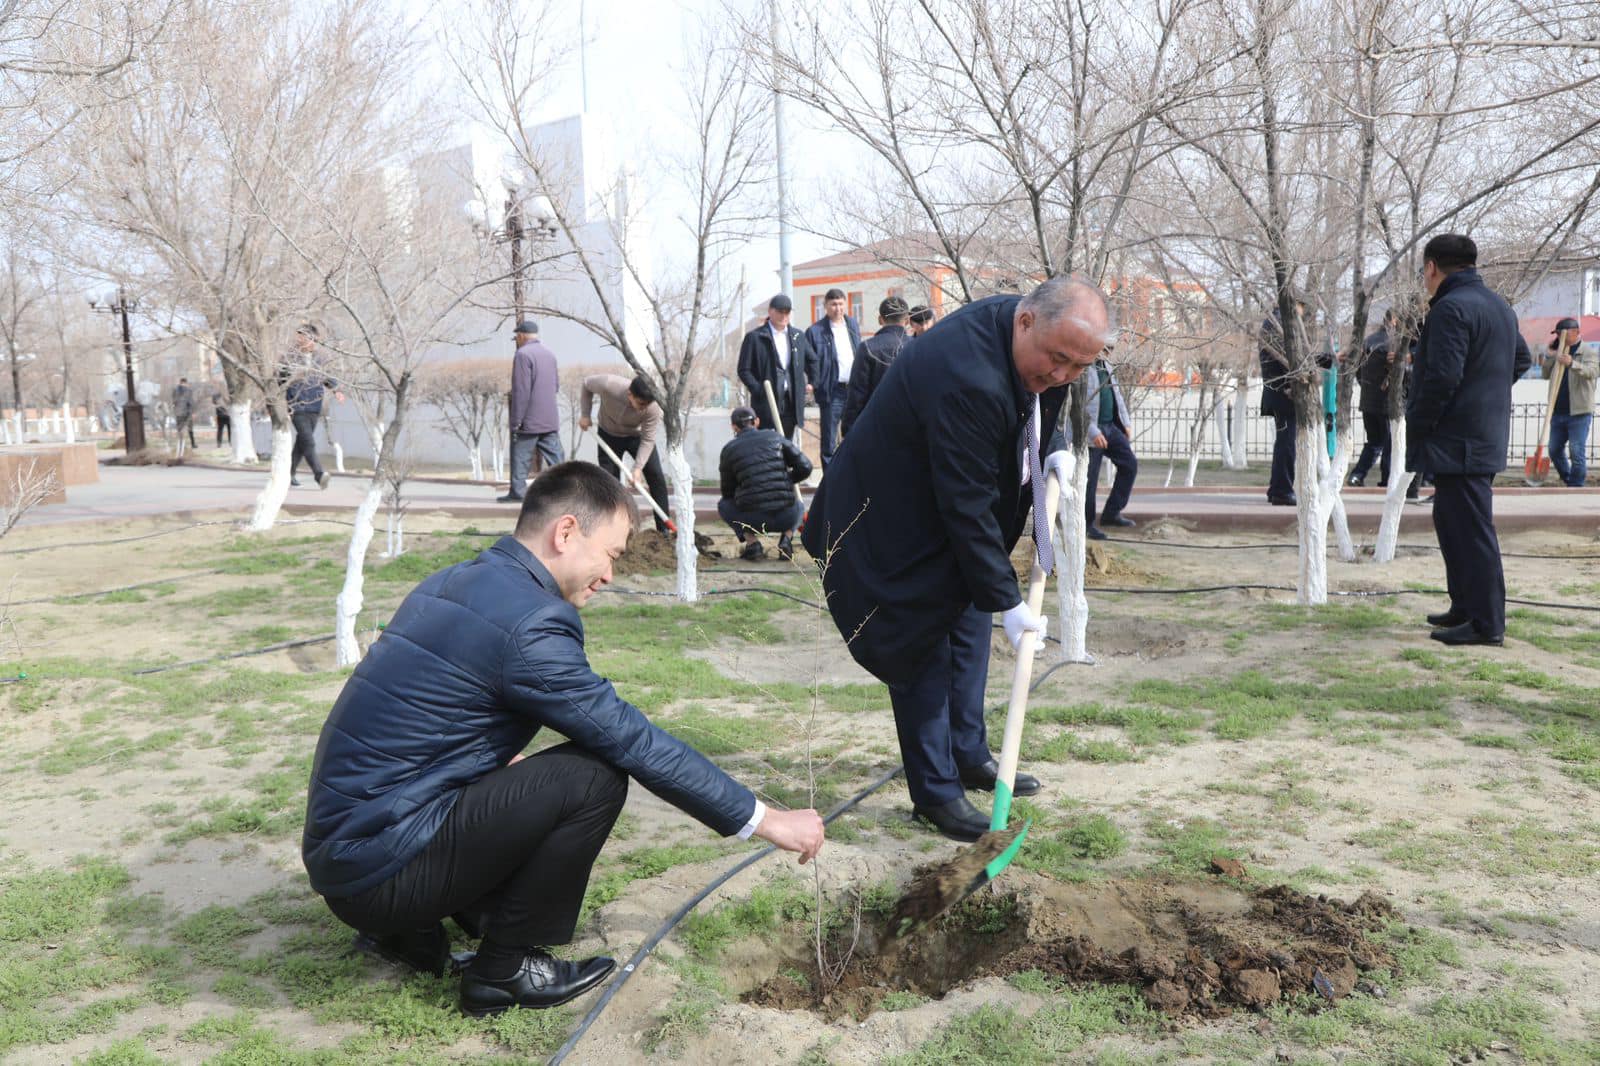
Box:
[745,872,1397,1023]
[886,828,1022,937]
[616,529,720,574]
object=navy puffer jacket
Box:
[302,537,756,898]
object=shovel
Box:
[889,469,1061,937]
[761,379,807,511]
[1524,351,1568,486]
[593,433,677,534]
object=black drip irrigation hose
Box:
[130,635,337,676]
[547,765,905,1066]
[9,569,227,607]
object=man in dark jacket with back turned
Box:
[303,463,824,1016]
[1407,233,1532,647]
[1259,300,1307,505]
[718,405,811,561]
[737,293,815,440]
[841,296,911,436]
[802,277,1111,842]
[1348,308,1399,489]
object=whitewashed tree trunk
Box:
[1374,416,1413,563]
[663,441,698,603]
[228,401,256,463]
[1228,385,1250,469]
[1213,390,1233,468]
[335,481,384,665]
[245,423,295,531]
[333,442,346,473]
[12,411,23,442]
[63,405,75,444]
[1294,419,1329,605]
[1326,423,1356,563]
[1055,448,1093,663]
[382,506,404,558]
[468,445,484,481]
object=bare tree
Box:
[417,358,508,480]
[451,4,770,601]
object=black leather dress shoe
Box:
[497,492,523,504]
[1267,493,1297,506]
[1101,514,1136,528]
[459,950,616,1016]
[353,923,450,977]
[1430,621,1503,647]
[1426,608,1467,628]
[912,795,991,842]
[959,758,1042,797]
[1086,524,1108,541]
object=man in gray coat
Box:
[1078,354,1137,540]
[501,320,563,503]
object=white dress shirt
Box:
[770,323,790,374]
[830,319,854,385]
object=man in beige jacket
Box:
[580,374,670,531]
[1543,317,1597,487]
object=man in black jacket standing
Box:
[737,294,815,440]
[1407,234,1532,647]
[1348,308,1398,488]
[717,406,812,561]
[284,324,334,490]
[803,288,862,469]
[303,463,823,1016]
[1259,300,1307,506]
[802,277,1111,841]
[841,296,911,437]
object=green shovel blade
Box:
[984,778,1030,881]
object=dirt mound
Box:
[745,873,1396,1023]
[616,529,720,574]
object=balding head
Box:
[1012,276,1113,393]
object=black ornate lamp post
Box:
[88,288,145,452]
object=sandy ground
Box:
[3,513,1599,1063]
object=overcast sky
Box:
[426,0,856,307]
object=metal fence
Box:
[1125,385,1596,467]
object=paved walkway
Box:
[9,457,1598,536]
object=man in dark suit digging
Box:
[802,276,1112,841]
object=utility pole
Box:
[772,0,791,296]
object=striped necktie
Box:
[1027,395,1054,575]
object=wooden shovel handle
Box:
[594,433,676,532]
[992,469,1061,830]
[760,379,806,507]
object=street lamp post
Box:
[88,287,145,452]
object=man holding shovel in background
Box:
[802,276,1112,841]
[1542,317,1597,488]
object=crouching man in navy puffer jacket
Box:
[302,461,824,1016]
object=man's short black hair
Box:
[824,287,846,302]
[627,375,656,404]
[516,461,638,537]
[1423,233,1477,272]
[909,305,934,326]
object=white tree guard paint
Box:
[1213,392,1233,468]
[63,406,75,444]
[1326,424,1356,563]
[1228,387,1250,469]
[1294,420,1329,605]
[244,424,295,531]
[1374,416,1413,563]
[335,482,384,666]
[1185,449,1202,487]
[332,442,346,473]
[228,402,256,463]
[664,443,699,603]
[1055,449,1094,664]
[383,508,404,558]
[468,445,484,482]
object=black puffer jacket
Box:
[719,428,811,513]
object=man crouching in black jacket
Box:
[717,405,812,561]
[302,462,824,1015]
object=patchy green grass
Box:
[885,984,1158,1066]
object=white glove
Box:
[1042,449,1073,489]
[1001,601,1048,654]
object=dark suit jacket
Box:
[1405,269,1532,476]
[737,323,814,432]
[801,295,1066,685]
[1258,311,1295,418]
[841,324,909,436]
[803,316,862,401]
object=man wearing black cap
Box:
[907,305,935,336]
[501,320,563,503]
[1408,233,1532,647]
[717,406,812,561]
[1543,317,1596,488]
[841,296,911,436]
[737,294,815,441]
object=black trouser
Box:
[1085,423,1137,524]
[176,415,196,448]
[215,407,231,445]
[1268,413,1296,499]
[597,427,670,533]
[326,743,628,948]
[887,606,993,808]
[717,497,802,539]
[1431,473,1504,637]
[1351,411,1390,484]
[290,411,324,480]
